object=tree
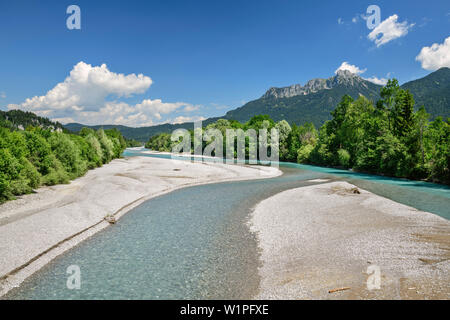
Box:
[275,120,292,160]
[377,79,400,131]
[393,89,415,137]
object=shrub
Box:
[24,131,53,175]
[84,134,103,167]
[42,155,69,185]
[20,157,41,189]
[297,144,314,163]
[337,149,351,167]
[97,129,114,163]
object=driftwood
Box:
[104,214,117,224]
[328,287,351,293]
[350,187,361,194]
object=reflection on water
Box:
[5,148,449,299]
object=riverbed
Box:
[4,149,450,299]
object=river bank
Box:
[0,155,281,297]
[250,181,450,299]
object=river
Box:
[5,148,449,299]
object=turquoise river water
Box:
[4,148,450,299]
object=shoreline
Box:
[249,181,450,299]
[0,155,281,297]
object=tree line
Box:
[146,79,449,184]
[0,122,127,203]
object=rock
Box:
[104,214,116,224]
[261,70,366,99]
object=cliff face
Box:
[261,70,370,99]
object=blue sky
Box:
[0,0,449,126]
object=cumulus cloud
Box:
[368,14,414,47]
[335,62,367,75]
[415,36,450,71]
[338,18,344,25]
[7,62,201,126]
[171,116,206,124]
[335,62,388,85]
[183,105,200,112]
[364,76,388,85]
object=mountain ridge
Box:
[64,67,450,141]
[262,70,374,99]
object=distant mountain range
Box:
[63,67,450,141]
[63,122,197,142]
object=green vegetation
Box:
[65,68,450,141]
[1,109,65,131]
[402,67,450,120]
[224,67,450,127]
[147,80,450,184]
[125,138,143,148]
[0,121,126,203]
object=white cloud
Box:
[368,14,414,47]
[335,62,388,85]
[14,62,152,112]
[171,116,206,124]
[183,105,200,112]
[415,36,450,71]
[7,61,202,126]
[0,92,5,99]
[364,76,388,85]
[352,16,358,23]
[335,62,366,74]
[338,18,344,25]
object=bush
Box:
[337,149,351,167]
[42,156,70,185]
[297,144,314,163]
[24,131,53,175]
[48,133,86,179]
[145,133,172,152]
[20,157,41,189]
[0,172,11,202]
[97,129,115,163]
[84,134,103,167]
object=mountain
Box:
[0,109,65,131]
[401,67,450,119]
[63,68,450,141]
[223,68,450,126]
[222,70,382,127]
[64,122,199,142]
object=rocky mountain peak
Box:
[262,70,367,99]
[332,69,365,86]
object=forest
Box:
[146,80,449,185]
[0,119,126,203]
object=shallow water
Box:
[5,149,449,299]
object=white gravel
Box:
[0,155,281,296]
[249,181,450,299]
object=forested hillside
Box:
[222,70,382,127]
[0,119,127,203]
[402,67,450,119]
[0,110,65,131]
